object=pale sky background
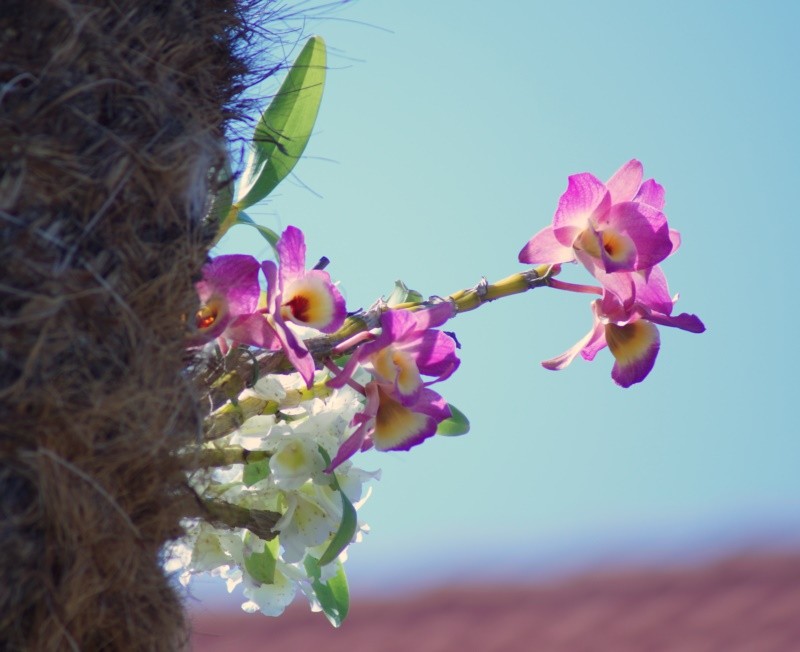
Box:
[192,0,799,606]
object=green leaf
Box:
[304,557,350,627]
[243,458,270,487]
[235,211,280,253]
[436,403,470,437]
[236,36,327,210]
[243,532,278,584]
[386,279,423,307]
[316,447,358,567]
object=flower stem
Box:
[205,265,557,409]
[192,496,280,541]
[447,265,555,313]
[192,446,270,469]
[548,278,603,295]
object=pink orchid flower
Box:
[542,275,705,387]
[327,380,451,471]
[260,226,347,387]
[189,254,274,353]
[328,301,459,403]
[519,160,675,277]
[325,302,459,469]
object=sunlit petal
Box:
[553,173,611,246]
[606,320,660,387]
[633,178,665,210]
[543,318,604,370]
[519,225,577,265]
[606,159,643,204]
[282,270,345,332]
[372,386,440,452]
[277,225,307,286]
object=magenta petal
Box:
[377,388,449,453]
[604,202,672,270]
[633,178,666,210]
[405,330,460,381]
[542,319,603,371]
[415,387,451,421]
[325,352,362,390]
[413,301,456,331]
[607,320,660,387]
[610,342,659,387]
[198,254,260,314]
[553,174,610,246]
[606,159,643,204]
[326,422,370,471]
[597,285,632,320]
[269,314,315,387]
[634,266,673,315]
[611,351,657,387]
[595,226,637,273]
[579,318,609,362]
[646,311,706,334]
[380,309,417,345]
[668,229,681,255]
[226,313,281,350]
[519,226,576,265]
[574,251,636,309]
[353,310,414,365]
[320,275,347,333]
[261,260,280,313]
[277,225,307,287]
[285,268,347,333]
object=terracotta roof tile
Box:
[190,553,800,651]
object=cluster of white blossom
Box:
[166,369,380,619]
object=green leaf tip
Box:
[386,279,424,307]
[316,446,358,567]
[243,532,278,584]
[304,557,350,627]
[235,211,280,253]
[236,36,327,210]
[436,403,470,437]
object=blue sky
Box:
[198,0,800,603]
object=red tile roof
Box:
[190,553,800,651]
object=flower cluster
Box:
[168,374,378,619]
[325,301,460,469]
[175,39,706,626]
[519,160,705,387]
[189,226,346,387]
[177,159,704,626]
[176,226,461,622]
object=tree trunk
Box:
[0,1,257,648]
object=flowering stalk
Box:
[194,446,271,469]
[446,265,555,313]
[175,154,705,625]
[192,497,281,542]
[206,265,557,409]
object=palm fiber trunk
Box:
[0,1,266,648]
